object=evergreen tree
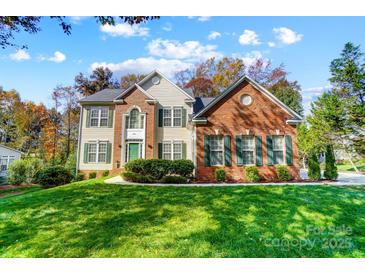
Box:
[323,145,338,180]
[308,151,321,180]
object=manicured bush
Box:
[170,160,194,177]
[25,158,44,183]
[125,159,171,180]
[245,166,260,182]
[276,165,292,181]
[8,160,27,185]
[161,175,187,184]
[214,168,226,182]
[64,153,77,178]
[102,170,110,177]
[89,172,97,179]
[324,145,338,180]
[73,173,85,182]
[308,151,321,180]
[121,171,155,184]
[36,166,72,188]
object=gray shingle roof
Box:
[78,89,122,103]
[193,97,215,114]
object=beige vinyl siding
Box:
[79,105,114,170]
[141,76,193,161]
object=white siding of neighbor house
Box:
[141,75,194,160]
[78,105,114,171]
[0,145,21,176]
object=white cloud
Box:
[147,39,222,61]
[100,23,149,37]
[162,23,172,32]
[232,51,264,66]
[91,57,193,78]
[239,29,261,46]
[69,16,89,24]
[9,49,30,61]
[40,51,66,63]
[302,85,331,116]
[188,16,211,22]
[273,27,303,45]
[208,31,221,40]
[268,41,276,48]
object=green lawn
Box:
[337,163,365,172]
[1,179,365,258]
[0,186,42,198]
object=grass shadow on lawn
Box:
[0,180,364,258]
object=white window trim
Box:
[209,135,224,167]
[89,107,109,128]
[162,140,183,160]
[87,141,109,163]
[0,156,15,172]
[272,135,285,165]
[242,135,256,166]
[163,106,183,128]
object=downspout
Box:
[76,105,84,175]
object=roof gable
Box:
[0,144,23,154]
[193,76,302,120]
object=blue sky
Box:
[1,16,365,115]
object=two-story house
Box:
[77,70,302,181]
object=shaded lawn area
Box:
[0,179,365,258]
[0,186,42,198]
[337,163,365,172]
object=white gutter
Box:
[76,105,84,175]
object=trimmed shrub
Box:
[276,165,292,181]
[125,159,171,180]
[102,170,110,177]
[245,166,260,182]
[170,160,194,177]
[215,168,226,182]
[73,173,85,182]
[8,160,27,185]
[308,151,321,180]
[121,171,155,184]
[65,153,77,178]
[161,175,187,184]
[89,172,97,179]
[36,166,72,188]
[25,158,44,183]
[324,145,338,180]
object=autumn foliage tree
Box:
[120,73,146,90]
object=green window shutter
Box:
[236,135,243,166]
[224,135,231,166]
[266,135,273,166]
[86,109,90,128]
[108,108,114,128]
[204,135,211,167]
[158,109,163,127]
[182,108,187,127]
[83,143,89,163]
[106,143,112,164]
[182,143,187,159]
[158,143,162,159]
[255,136,263,166]
[285,135,293,165]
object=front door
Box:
[128,143,140,162]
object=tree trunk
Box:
[66,108,71,158]
[302,156,307,169]
[341,141,359,173]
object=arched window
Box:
[129,108,140,129]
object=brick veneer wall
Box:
[111,87,156,173]
[195,81,300,182]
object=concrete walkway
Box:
[105,170,365,187]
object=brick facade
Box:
[195,81,300,182]
[111,87,156,173]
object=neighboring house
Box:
[77,70,302,181]
[0,144,22,177]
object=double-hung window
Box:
[210,136,224,166]
[87,142,108,163]
[163,108,172,127]
[272,136,284,164]
[162,141,183,160]
[89,107,109,127]
[242,136,255,165]
[163,107,183,127]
